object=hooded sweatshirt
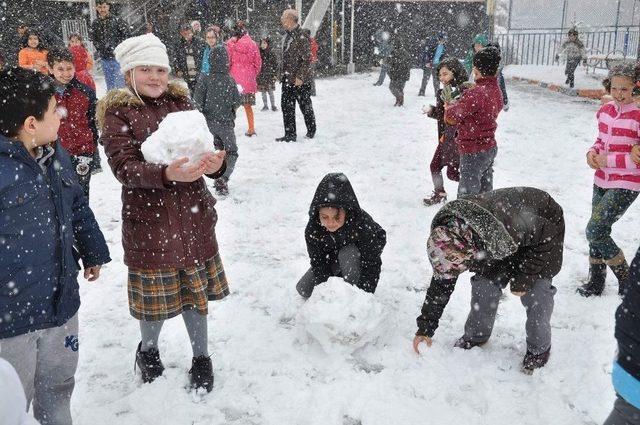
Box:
[305,173,387,293]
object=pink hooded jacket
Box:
[226,34,262,94]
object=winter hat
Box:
[427,218,477,279]
[473,45,501,76]
[608,62,637,81]
[114,33,171,74]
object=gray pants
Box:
[604,396,640,425]
[296,244,361,298]
[463,276,556,355]
[458,146,497,198]
[208,121,238,181]
[0,314,79,425]
[261,90,276,109]
[419,66,439,97]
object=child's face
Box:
[439,66,453,84]
[472,66,481,80]
[69,36,82,47]
[610,76,635,105]
[205,31,218,48]
[130,66,169,98]
[473,43,484,53]
[20,96,62,148]
[27,35,39,49]
[50,60,75,85]
[261,40,268,49]
[319,207,346,233]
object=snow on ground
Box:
[504,64,608,89]
[73,69,638,424]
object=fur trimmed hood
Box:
[96,82,190,130]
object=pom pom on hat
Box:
[114,33,171,74]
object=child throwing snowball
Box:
[297,173,386,298]
[578,64,640,297]
[97,33,229,393]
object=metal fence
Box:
[495,29,640,68]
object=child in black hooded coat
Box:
[296,173,387,298]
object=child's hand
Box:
[84,265,102,282]
[632,145,640,164]
[165,157,206,182]
[202,150,226,174]
[413,335,433,354]
[594,154,607,168]
[586,151,599,169]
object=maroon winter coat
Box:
[445,76,503,154]
[55,78,98,156]
[97,83,226,269]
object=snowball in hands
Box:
[141,110,216,165]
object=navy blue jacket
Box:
[0,136,111,339]
[616,246,640,380]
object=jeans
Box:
[604,396,640,425]
[419,66,439,97]
[375,62,389,85]
[565,58,581,87]
[207,121,238,181]
[458,146,497,198]
[101,58,125,91]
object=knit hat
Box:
[473,45,501,76]
[114,33,171,74]
[427,218,477,279]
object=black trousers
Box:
[281,80,316,137]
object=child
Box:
[194,45,242,196]
[413,187,564,374]
[97,33,228,392]
[445,45,503,198]
[47,47,99,199]
[0,67,110,423]
[578,64,640,297]
[387,38,410,107]
[256,37,278,111]
[296,173,387,298]
[464,34,509,110]
[423,57,468,206]
[68,33,96,90]
[604,245,640,424]
[555,27,586,89]
[18,30,48,74]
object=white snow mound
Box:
[296,277,390,355]
[141,110,215,165]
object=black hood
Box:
[209,45,229,75]
[309,173,361,218]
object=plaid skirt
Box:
[241,93,256,105]
[127,253,229,321]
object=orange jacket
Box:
[18,48,49,74]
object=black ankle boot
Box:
[189,355,214,392]
[135,342,165,383]
[577,261,607,297]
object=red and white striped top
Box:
[590,101,640,192]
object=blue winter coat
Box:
[0,136,111,339]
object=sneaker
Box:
[214,178,229,196]
[275,135,296,142]
[305,131,315,139]
[245,131,257,137]
[521,347,551,374]
[135,342,165,383]
[373,82,382,86]
[271,106,278,112]
[423,191,447,206]
[261,106,269,111]
[189,355,214,393]
[453,336,486,350]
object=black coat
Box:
[305,173,386,293]
[172,37,206,78]
[257,47,278,87]
[416,187,565,337]
[281,25,311,84]
[388,47,411,82]
[615,247,640,380]
[90,15,130,59]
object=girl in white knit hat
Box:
[97,33,228,393]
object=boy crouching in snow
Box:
[0,67,111,423]
[413,187,564,374]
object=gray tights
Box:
[140,310,209,357]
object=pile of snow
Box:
[295,277,391,355]
[141,110,215,165]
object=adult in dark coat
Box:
[90,0,130,91]
[413,187,565,373]
[604,247,640,423]
[257,37,279,111]
[296,173,387,297]
[387,38,411,107]
[276,8,316,142]
[172,23,206,94]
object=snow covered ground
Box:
[73,70,638,424]
[504,64,608,90]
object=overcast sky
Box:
[508,0,640,30]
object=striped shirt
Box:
[590,101,640,192]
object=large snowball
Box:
[141,110,215,165]
[296,277,390,355]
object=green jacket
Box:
[464,33,489,74]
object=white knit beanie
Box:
[114,33,171,74]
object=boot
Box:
[423,191,447,206]
[271,105,278,112]
[261,105,269,111]
[576,259,607,297]
[607,252,630,296]
[189,355,214,392]
[214,178,229,196]
[398,94,404,107]
[393,97,399,107]
[135,342,165,383]
[521,347,551,375]
[454,336,486,350]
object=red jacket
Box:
[445,77,503,154]
[69,46,96,90]
[310,37,319,64]
[97,83,226,269]
[55,79,98,156]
